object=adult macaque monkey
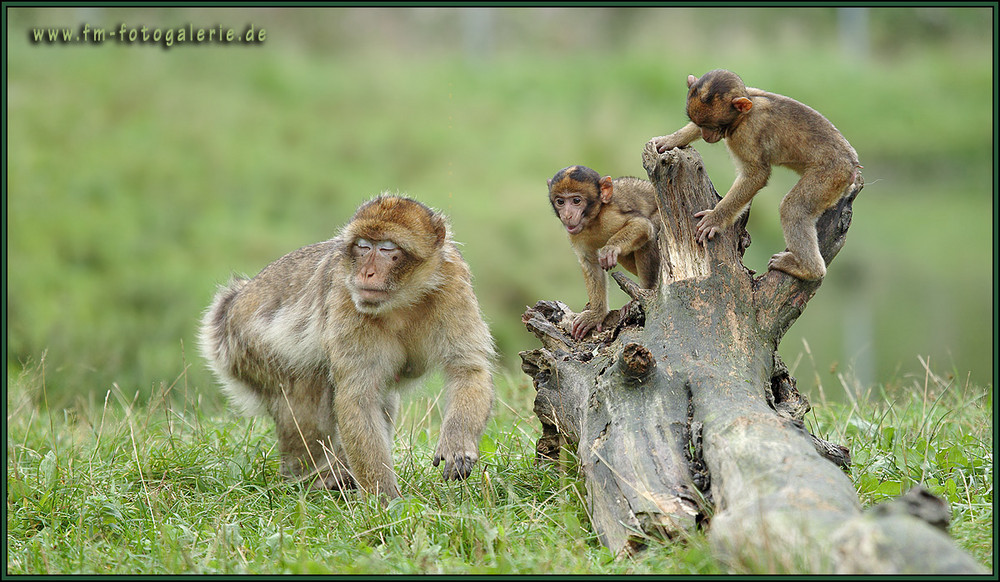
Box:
[200,195,495,501]
[652,69,862,281]
[548,165,660,340]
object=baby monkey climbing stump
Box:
[519,144,985,574]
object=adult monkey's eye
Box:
[353,239,373,256]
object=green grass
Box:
[6,356,991,574]
[804,356,994,566]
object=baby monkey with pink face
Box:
[548,165,660,340]
[652,69,861,281]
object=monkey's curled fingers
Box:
[571,309,604,341]
[693,209,724,244]
[652,134,684,154]
[433,450,478,480]
[598,245,621,271]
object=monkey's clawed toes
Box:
[768,251,790,268]
[287,468,357,492]
[433,452,478,480]
[318,472,357,491]
[768,251,825,281]
[571,310,607,341]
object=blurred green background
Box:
[5,7,994,408]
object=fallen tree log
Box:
[519,143,986,574]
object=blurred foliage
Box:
[5,6,994,407]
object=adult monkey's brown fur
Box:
[652,69,861,280]
[548,165,660,340]
[200,195,495,500]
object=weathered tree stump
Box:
[519,143,986,574]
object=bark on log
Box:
[519,144,986,573]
